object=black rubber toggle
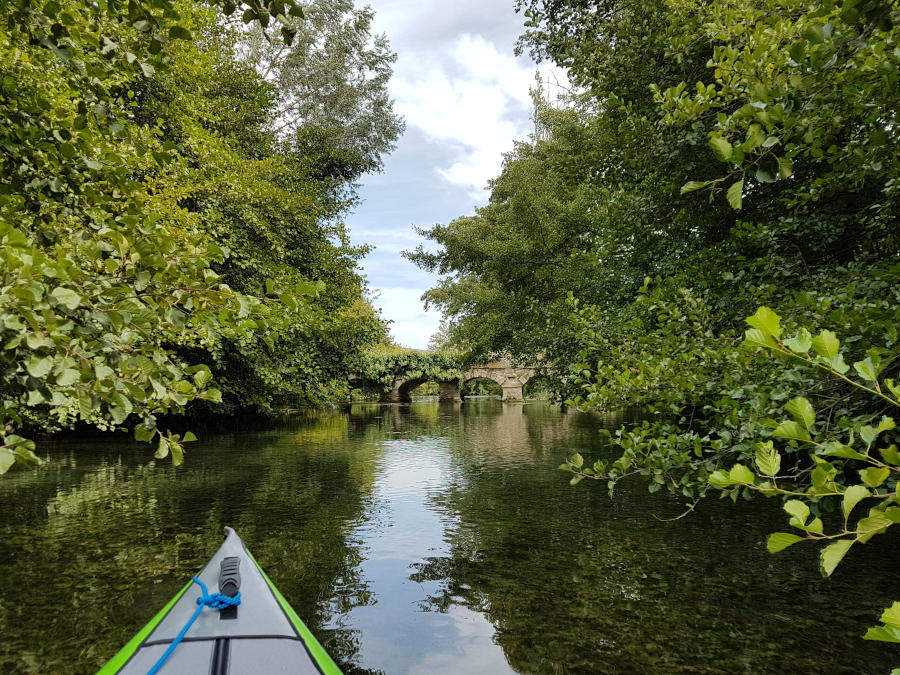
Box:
[219,556,241,620]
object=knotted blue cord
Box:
[146,576,241,675]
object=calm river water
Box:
[1,401,898,673]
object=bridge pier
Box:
[439,381,461,401]
[380,376,405,403]
[501,385,524,402]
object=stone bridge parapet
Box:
[371,357,539,403]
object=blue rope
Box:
[146,576,241,675]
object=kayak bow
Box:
[98,527,342,674]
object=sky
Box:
[345,0,565,350]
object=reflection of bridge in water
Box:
[379,358,540,403]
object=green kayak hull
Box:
[97,527,342,674]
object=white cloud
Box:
[388,33,542,197]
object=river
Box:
[1,401,898,673]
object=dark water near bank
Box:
[1,401,898,674]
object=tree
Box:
[409,0,899,645]
[0,0,395,471]
[244,0,404,180]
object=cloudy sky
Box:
[345,0,564,349]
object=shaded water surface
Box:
[1,401,898,673]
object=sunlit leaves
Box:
[709,135,733,162]
[783,499,809,526]
[842,485,870,520]
[856,511,893,543]
[785,397,815,430]
[754,441,780,477]
[863,602,900,643]
[819,539,853,577]
[859,467,890,488]
[726,179,743,210]
[811,330,839,358]
[783,328,812,354]
[766,532,803,553]
[745,306,782,339]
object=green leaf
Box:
[773,420,811,442]
[744,328,777,349]
[767,532,804,553]
[784,499,810,524]
[842,485,870,520]
[193,368,212,388]
[729,463,755,484]
[170,441,184,466]
[878,602,900,629]
[783,327,811,353]
[154,436,170,460]
[822,441,867,460]
[862,625,900,643]
[785,397,815,429]
[755,167,776,183]
[26,356,53,378]
[745,306,783,339]
[755,441,781,476]
[819,539,853,577]
[680,180,711,194]
[877,417,895,433]
[856,511,893,543]
[56,369,80,386]
[860,467,890,488]
[803,24,825,44]
[821,353,850,374]
[885,379,900,401]
[198,388,222,403]
[776,156,793,179]
[811,330,839,358]
[0,448,15,474]
[726,178,743,209]
[853,357,880,382]
[709,469,734,488]
[50,286,82,310]
[183,431,198,442]
[710,136,733,161]
[134,424,156,443]
[570,452,584,468]
[880,445,900,465]
[860,425,878,445]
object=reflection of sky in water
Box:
[329,436,514,674]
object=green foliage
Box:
[1,0,395,470]
[355,346,463,390]
[410,0,900,649]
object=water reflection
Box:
[0,402,898,673]
[329,433,513,674]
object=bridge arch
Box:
[350,349,544,403]
[461,376,504,398]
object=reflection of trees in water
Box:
[0,427,379,674]
[407,413,900,674]
[5,407,899,674]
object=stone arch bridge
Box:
[350,357,543,403]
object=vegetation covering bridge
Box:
[351,347,542,402]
